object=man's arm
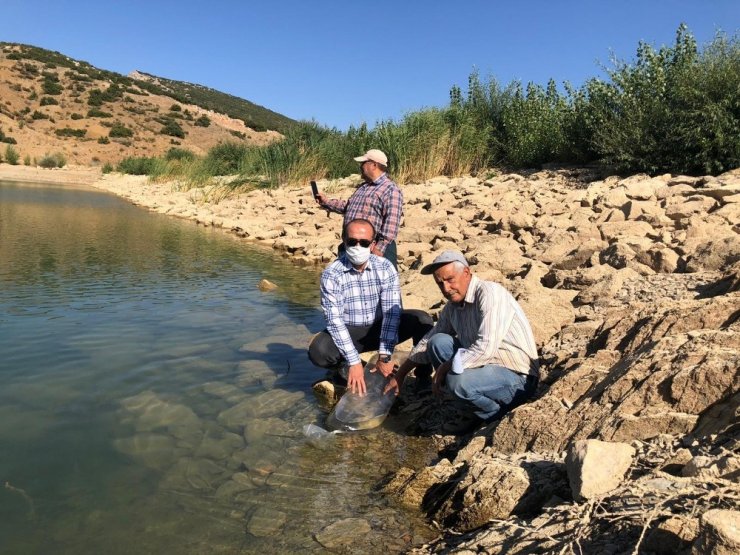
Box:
[316,193,348,215]
[453,283,514,373]
[374,187,403,255]
[320,272,361,366]
[406,302,455,365]
[378,262,401,356]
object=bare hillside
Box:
[0,43,285,166]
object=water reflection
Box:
[0,181,435,554]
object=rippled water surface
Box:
[0,181,435,554]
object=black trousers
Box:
[308,308,433,377]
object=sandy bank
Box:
[0,164,101,185]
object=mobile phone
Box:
[310,181,319,200]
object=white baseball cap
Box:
[354,149,388,166]
[420,250,469,275]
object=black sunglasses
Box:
[345,238,374,248]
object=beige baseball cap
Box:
[354,149,388,166]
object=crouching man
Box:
[308,219,432,396]
[384,250,539,430]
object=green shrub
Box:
[42,75,62,95]
[40,96,59,106]
[38,152,66,168]
[0,127,18,144]
[31,110,49,120]
[23,154,31,166]
[98,136,110,144]
[108,123,133,138]
[160,119,185,138]
[117,156,158,175]
[88,89,104,106]
[4,145,19,165]
[70,113,83,120]
[194,114,211,127]
[102,162,113,173]
[87,108,112,118]
[165,147,195,161]
[585,25,740,174]
[203,141,251,175]
[54,127,86,138]
[170,103,182,112]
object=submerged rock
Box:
[113,433,182,470]
[217,389,305,429]
[314,518,372,549]
[258,278,278,292]
[247,507,287,537]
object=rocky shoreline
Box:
[2,163,738,553]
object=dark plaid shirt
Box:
[322,173,403,254]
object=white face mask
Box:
[345,245,371,266]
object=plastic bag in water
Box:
[302,423,339,449]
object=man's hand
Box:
[315,192,327,206]
[347,362,366,396]
[383,371,407,396]
[383,359,415,395]
[432,360,452,397]
[373,357,395,378]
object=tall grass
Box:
[117,25,738,189]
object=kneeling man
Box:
[308,219,432,395]
[385,250,539,425]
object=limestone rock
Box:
[565,439,635,501]
[692,509,740,555]
[258,278,278,291]
[382,459,459,511]
[685,235,740,272]
[508,279,576,346]
[435,458,531,532]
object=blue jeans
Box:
[427,333,536,420]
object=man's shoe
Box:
[440,412,484,435]
[311,379,341,413]
[324,363,348,387]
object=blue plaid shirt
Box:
[320,254,401,365]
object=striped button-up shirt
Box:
[409,276,539,377]
[320,254,401,366]
[322,173,403,255]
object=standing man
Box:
[308,219,432,396]
[315,149,402,269]
[384,250,539,430]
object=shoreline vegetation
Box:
[106,25,738,192]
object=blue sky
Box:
[1,1,737,130]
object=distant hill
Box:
[0,43,297,166]
[128,70,295,134]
